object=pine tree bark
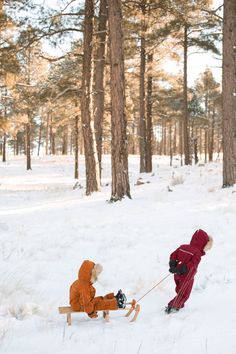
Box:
[204,129,208,163]
[163,119,167,155]
[183,24,190,165]
[180,120,183,166]
[108,0,131,201]
[94,0,108,177]
[37,116,42,156]
[146,52,153,172]
[209,104,215,162]
[46,113,50,155]
[16,132,19,155]
[26,117,31,170]
[2,100,6,162]
[62,125,68,155]
[169,123,173,166]
[222,0,236,186]
[193,138,198,164]
[173,121,177,155]
[139,1,147,172]
[81,0,100,195]
[74,114,79,180]
[49,117,53,154]
[2,132,6,162]
[199,128,202,158]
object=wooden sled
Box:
[58,300,140,326]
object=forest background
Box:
[0,0,235,200]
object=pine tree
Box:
[81,0,100,195]
[222,0,236,187]
[108,0,131,201]
[171,0,221,165]
[194,68,221,162]
[93,0,108,178]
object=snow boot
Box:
[165,306,179,314]
[115,290,127,309]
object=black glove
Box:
[176,264,188,275]
[169,267,177,274]
[169,259,178,268]
[169,259,178,273]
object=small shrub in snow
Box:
[7,303,41,320]
[170,173,185,186]
[0,325,8,342]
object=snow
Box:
[0,155,235,354]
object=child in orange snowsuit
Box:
[70,260,126,318]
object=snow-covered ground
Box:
[0,155,235,354]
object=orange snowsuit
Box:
[70,260,118,316]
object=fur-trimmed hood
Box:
[203,235,213,252]
[91,263,103,284]
[190,229,213,255]
[78,260,103,284]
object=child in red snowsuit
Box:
[166,229,213,314]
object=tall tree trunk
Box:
[16,132,19,155]
[146,52,153,172]
[209,104,215,162]
[173,121,177,155]
[37,116,42,156]
[199,127,202,158]
[139,3,146,172]
[46,113,50,155]
[26,117,31,170]
[2,132,6,162]
[13,135,16,156]
[204,129,208,164]
[51,133,55,155]
[160,121,164,155]
[74,114,79,180]
[163,119,167,155]
[183,24,190,165]
[169,123,172,166]
[131,122,136,154]
[108,0,131,201]
[2,96,7,162]
[194,138,199,164]
[94,0,108,178]
[180,120,183,166]
[217,127,221,157]
[222,0,236,186]
[62,125,68,155]
[49,118,53,154]
[81,0,100,195]
[70,129,73,155]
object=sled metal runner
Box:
[58,299,140,326]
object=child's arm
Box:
[169,247,201,275]
[81,291,95,314]
[185,253,201,273]
[169,249,180,273]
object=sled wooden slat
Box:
[58,302,139,325]
[130,304,140,322]
[59,306,78,314]
[58,306,111,326]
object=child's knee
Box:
[104,293,114,300]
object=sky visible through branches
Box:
[36,0,223,86]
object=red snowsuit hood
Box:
[190,229,209,255]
